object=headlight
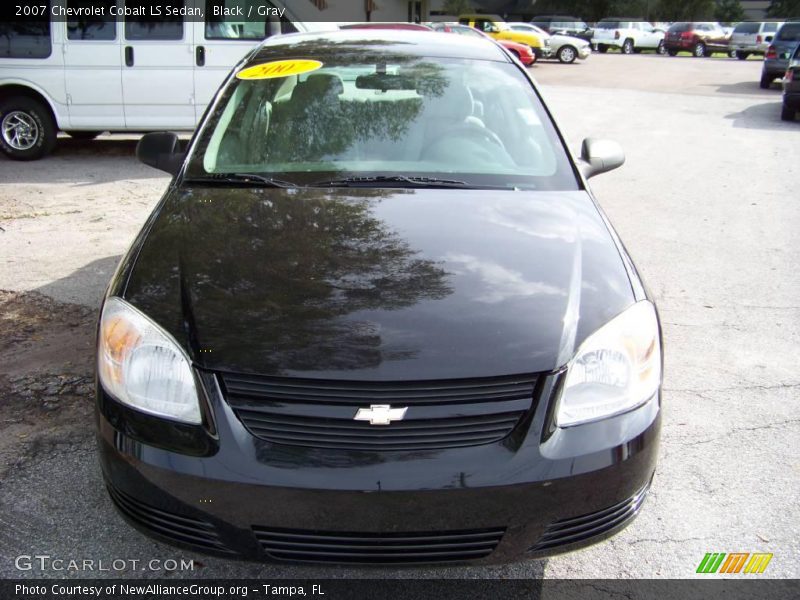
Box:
[555,301,661,427]
[98,297,202,424]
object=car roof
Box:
[252,29,509,63]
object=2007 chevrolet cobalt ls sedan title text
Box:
[96,30,662,565]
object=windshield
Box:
[778,23,800,41]
[186,52,578,190]
[596,21,629,29]
[668,23,692,33]
[733,22,759,34]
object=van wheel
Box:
[760,73,774,89]
[736,51,750,60]
[66,131,100,140]
[781,103,796,121]
[667,49,679,56]
[657,41,667,55]
[0,97,57,160]
[597,44,609,53]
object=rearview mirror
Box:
[579,138,625,178]
[356,73,416,91]
[136,132,184,176]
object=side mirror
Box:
[136,132,184,176]
[579,138,625,178]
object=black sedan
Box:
[96,30,662,565]
[782,46,800,121]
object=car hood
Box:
[552,34,590,46]
[121,187,635,380]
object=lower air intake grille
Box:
[529,483,650,553]
[107,485,234,554]
[253,526,505,564]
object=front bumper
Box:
[784,90,800,110]
[664,40,694,51]
[592,38,622,49]
[578,46,592,59]
[96,371,661,565]
[765,60,791,78]
[732,43,767,54]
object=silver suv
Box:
[730,21,783,60]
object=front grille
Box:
[107,485,234,554]
[221,373,537,451]
[529,484,650,553]
[253,526,505,564]
[221,373,536,405]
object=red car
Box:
[430,22,537,65]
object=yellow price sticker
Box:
[236,59,324,80]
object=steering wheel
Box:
[444,122,507,152]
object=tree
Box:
[715,0,746,22]
[652,0,715,21]
[767,0,800,17]
[443,0,473,16]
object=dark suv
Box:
[782,45,800,120]
[762,20,800,89]
[531,15,593,44]
[664,22,732,57]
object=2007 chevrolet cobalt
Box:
[96,30,662,565]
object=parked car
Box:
[762,20,800,89]
[592,19,666,55]
[530,15,593,44]
[781,45,800,120]
[458,14,549,58]
[509,22,591,63]
[663,22,733,57]
[0,6,332,160]
[98,29,662,565]
[430,23,536,65]
[730,21,783,59]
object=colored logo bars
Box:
[696,552,773,574]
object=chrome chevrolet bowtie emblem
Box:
[354,404,408,426]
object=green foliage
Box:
[715,0,746,22]
[443,0,473,16]
[767,0,800,17]
[521,0,723,21]
[651,0,716,21]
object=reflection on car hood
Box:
[121,187,635,380]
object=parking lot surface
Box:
[0,53,798,580]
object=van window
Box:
[734,22,759,34]
[124,0,184,40]
[763,23,779,33]
[67,0,116,40]
[0,4,52,59]
[205,0,296,40]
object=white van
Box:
[0,0,335,160]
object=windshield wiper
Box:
[309,175,480,189]
[185,173,300,188]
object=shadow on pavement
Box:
[34,255,122,308]
[715,80,783,95]
[0,135,181,185]
[725,101,793,130]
